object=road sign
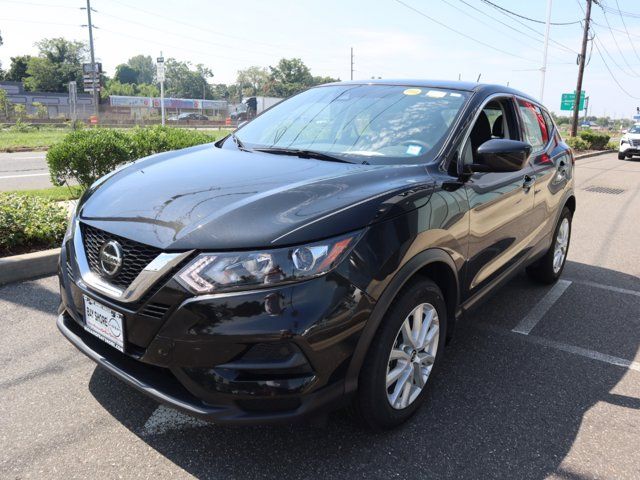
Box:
[560,91,585,111]
[82,62,102,74]
[634,115,640,121]
[156,57,165,82]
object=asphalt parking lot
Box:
[1,152,639,479]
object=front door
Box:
[462,97,536,298]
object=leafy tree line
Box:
[0,36,339,101]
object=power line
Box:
[612,0,640,63]
[596,2,640,76]
[393,0,539,64]
[592,40,640,99]
[0,0,77,8]
[440,0,573,62]
[458,0,579,58]
[600,3,640,19]
[479,0,582,25]
[473,0,580,55]
[105,0,317,55]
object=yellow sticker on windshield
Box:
[403,88,422,95]
[426,90,447,98]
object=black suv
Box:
[58,81,575,429]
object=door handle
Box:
[523,175,535,191]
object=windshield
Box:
[233,84,470,164]
[629,125,640,134]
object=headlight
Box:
[63,200,81,242]
[176,231,362,294]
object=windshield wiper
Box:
[253,147,353,164]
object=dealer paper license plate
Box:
[83,295,125,352]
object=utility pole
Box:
[350,47,354,81]
[157,53,165,126]
[571,0,593,137]
[539,0,552,102]
[84,0,98,119]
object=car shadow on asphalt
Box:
[88,261,640,479]
[0,277,60,315]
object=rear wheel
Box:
[527,207,572,284]
[355,279,447,430]
[618,152,626,160]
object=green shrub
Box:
[579,130,611,150]
[606,140,618,150]
[129,125,214,158]
[0,193,68,256]
[565,136,589,151]
[47,126,217,188]
[47,128,134,187]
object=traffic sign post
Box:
[561,91,585,111]
[157,55,165,126]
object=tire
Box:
[355,278,447,430]
[526,206,572,284]
[618,152,626,160]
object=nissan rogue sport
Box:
[57,80,575,429]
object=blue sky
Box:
[1,0,639,117]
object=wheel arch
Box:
[345,248,460,393]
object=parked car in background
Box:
[57,80,575,429]
[168,112,209,122]
[618,124,640,159]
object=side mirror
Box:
[467,139,532,173]
[622,129,628,134]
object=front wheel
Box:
[527,207,572,284]
[618,152,626,160]
[355,279,447,430]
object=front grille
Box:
[631,139,640,147]
[81,223,161,289]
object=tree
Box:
[4,55,32,82]
[236,66,269,96]
[114,64,139,84]
[23,38,87,92]
[0,88,9,118]
[126,55,155,84]
[164,59,213,99]
[267,58,314,97]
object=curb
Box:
[0,248,60,286]
[574,150,614,160]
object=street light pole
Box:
[539,0,552,102]
[571,0,593,137]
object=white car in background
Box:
[619,124,640,159]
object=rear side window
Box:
[517,99,549,151]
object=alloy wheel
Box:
[553,218,570,274]
[386,303,439,410]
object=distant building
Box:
[0,81,95,119]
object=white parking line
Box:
[479,323,640,373]
[512,280,572,335]
[0,173,49,180]
[571,280,640,298]
[524,334,640,373]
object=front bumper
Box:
[58,245,375,424]
[619,143,640,155]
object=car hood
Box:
[79,144,435,250]
[624,133,640,139]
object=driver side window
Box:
[461,98,517,166]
